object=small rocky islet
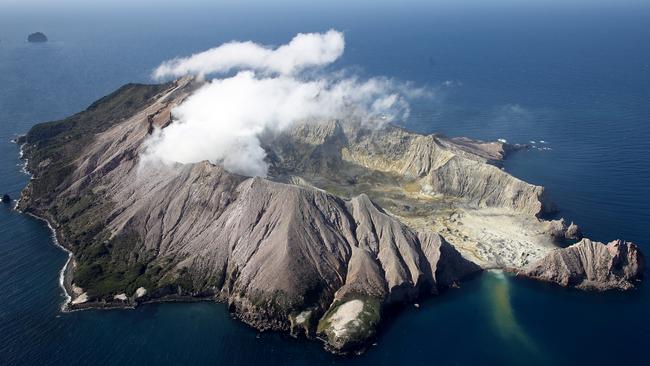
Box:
[16,77,644,354]
[27,32,48,43]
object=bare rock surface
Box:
[521,239,644,290]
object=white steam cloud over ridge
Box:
[153,30,344,79]
[143,30,425,177]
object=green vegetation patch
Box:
[74,232,157,298]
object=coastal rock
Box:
[521,239,644,290]
[1,194,10,203]
[71,291,88,305]
[135,287,147,298]
[27,32,48,43]
[317,298,380,352]
[544,219,583,243]
[565,222,582,240]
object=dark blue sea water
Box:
[1,2,649,365]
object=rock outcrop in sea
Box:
[521,239,644,290]
[27,32,48,43]
[16,77,644,353]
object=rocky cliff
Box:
[17,77,644,353]
[521,239,644,290]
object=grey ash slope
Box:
[17,78,644,353]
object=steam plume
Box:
[143,30,424,177]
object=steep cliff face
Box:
[268,120,552,217]
[17,78,643,353]
[338,125,554,216]
[521,239,644,290]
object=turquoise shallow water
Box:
[1,2,649,365]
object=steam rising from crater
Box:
[143,30,425,177]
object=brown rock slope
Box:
[521,239,644,290]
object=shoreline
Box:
[16,141,75,311]
[24,209,75,311]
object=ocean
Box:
[1,2,649,365]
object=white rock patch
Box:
[71,284,84,296]
[71,292,88,305]
[135,287,147,298]
[328,300,364,337]
[295,310,311,324]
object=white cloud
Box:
[153,29,344,79]
[142,30,425,177]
